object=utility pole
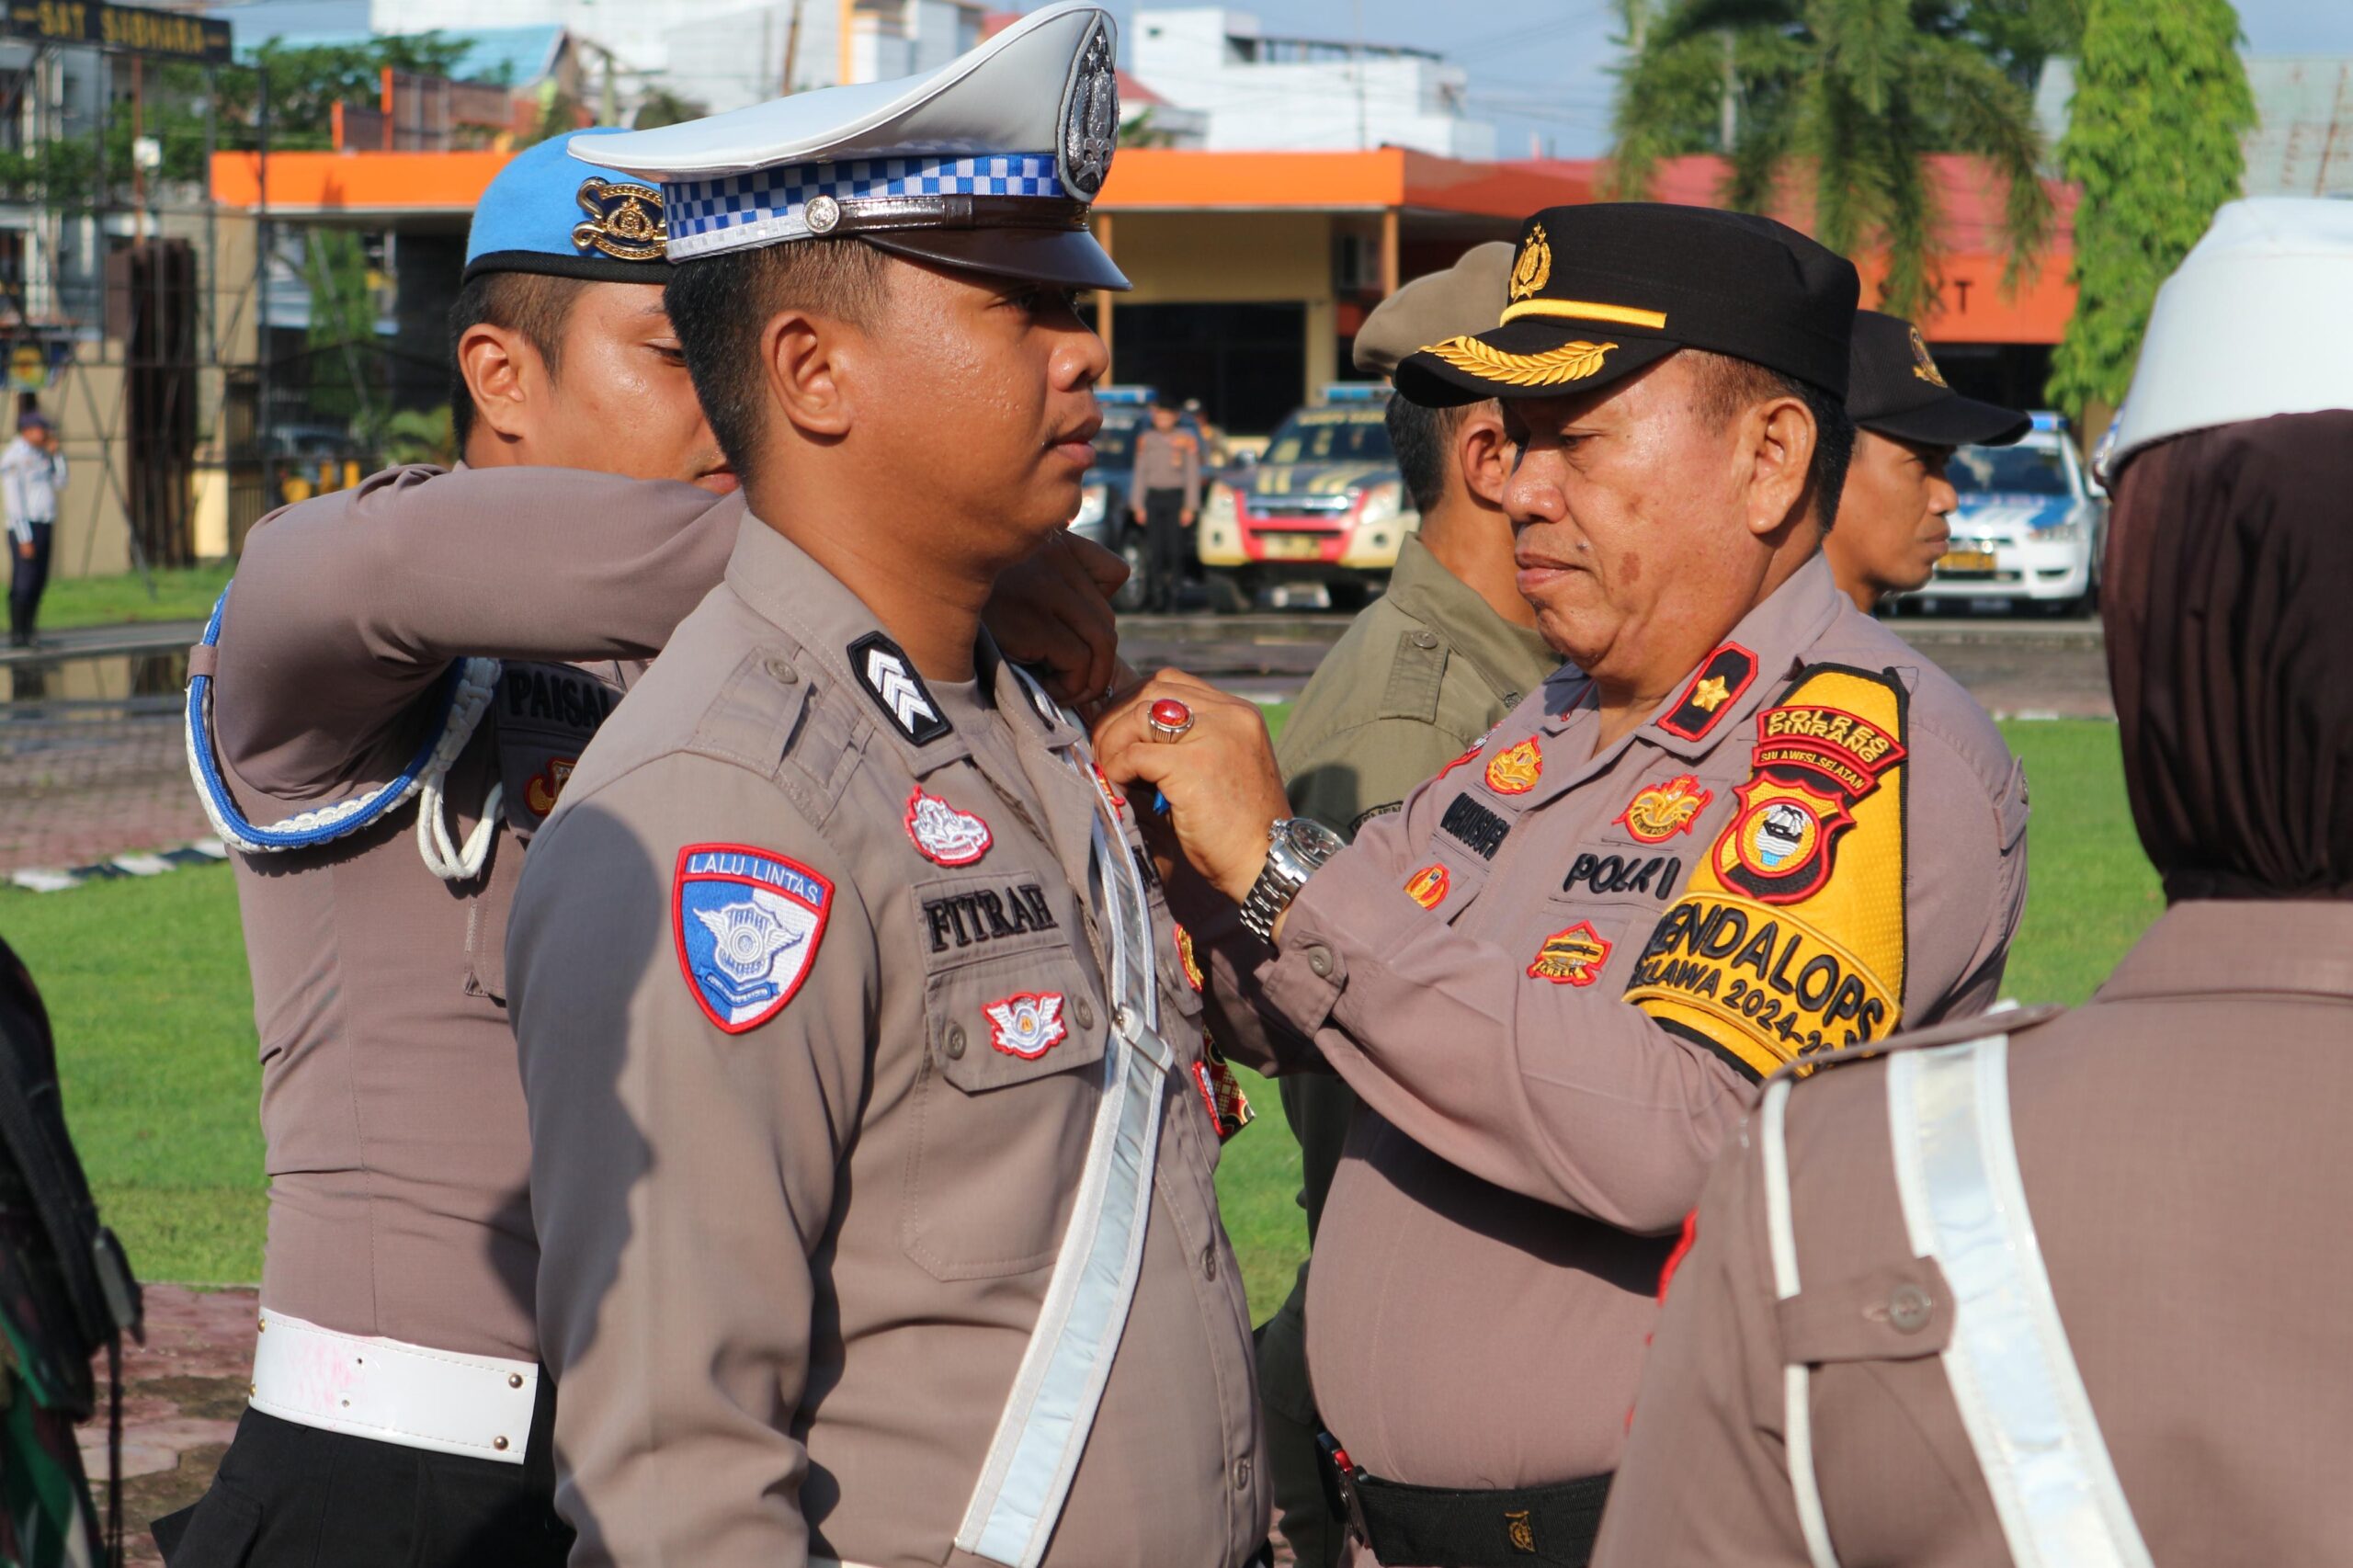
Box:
[782,0,807,95]
[254,68,272,509]
[1350,0,1369,151]
[1718,31,1737,153]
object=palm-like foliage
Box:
[1608,0,2063,320]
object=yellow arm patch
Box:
[1624,665,1909,1081]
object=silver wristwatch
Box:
[1239,817,1346,944]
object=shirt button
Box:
[1074,998,1097,1030]
[763,655,799,685]
[1888,1283,1933,1334]
[1201,1244,1218,1280]
[1233,1457,1253,1491]
[1305,946,1334,978]
[1411,630,1439,650]
[1503,690,1522,707]
[943,1024,967,1061]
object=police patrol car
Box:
[1912,412,2107,614]
[1196,384,1415,612]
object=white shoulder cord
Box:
[413,658,506,882]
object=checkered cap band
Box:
[665,152,1067,258]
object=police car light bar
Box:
[2028,411,2063,433]
[1097,385,1156,405]
[1322,382,1392,403]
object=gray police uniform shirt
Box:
[507,511,1267,1567]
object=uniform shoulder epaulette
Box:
[1770,1003,2070,1086]
[1377,621,1449,722]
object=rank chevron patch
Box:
[848,631,950,745]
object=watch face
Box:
[1284,818,1345,866]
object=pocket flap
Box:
[930,949,1109,1094]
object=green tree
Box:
[2045,0,2252,416]
[1608,0,2063,320]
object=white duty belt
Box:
[248,1308,540,1464]
[1764,1034,2154,1568]
[953,725,1173,1568]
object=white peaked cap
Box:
[2105,198,2353,477]
[572,4,1127,288]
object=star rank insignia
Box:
[1657,642,1759,742]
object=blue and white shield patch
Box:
[671,843,834,1034]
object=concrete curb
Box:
[8,838,228,893]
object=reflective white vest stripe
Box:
[954,734,1171,1568]
[1885,1036,2154,1568]
[1759,1078,1842,1568]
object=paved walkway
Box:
[73,1285,256,1564]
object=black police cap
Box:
[1845,310,2030,449]
[1395,203,1860,408]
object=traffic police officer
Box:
[1825,311,2029,612]
[1596,196,2353,1568]
[1259,240,1561,1568]
[505,8,1267,1564]
[1098,204,2029,1568]
[161,130,1120,1568]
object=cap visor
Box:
[1393,319,1677,407]
[461,249,670,286]
[861,228,1131,291]
[1861,393,2031,449]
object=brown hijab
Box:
[2105,410,2353,902]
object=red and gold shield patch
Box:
[1484,736,1542,795]
[1404,864,1449,909]
[1528,921,1611,986]
[1713,775,1853,904]
[1616,774,1712,844]
[1174,922,1206,993]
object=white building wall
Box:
[663,1,846,112]
[1132,6,1495,159]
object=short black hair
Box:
[664,239,892,484]
[1690,350,1856,532]
[1385,395,1471,517]
[447,270,589,449]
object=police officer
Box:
[1595,196,2353,1568]
[3,411,65,648]
[1098,203,2029,1568]
[1259,240,1561,1568]
[159,130,1121,1567]
[505,8,1267,1564]
[1132,398,1202,610]
[1824,311,2028,613]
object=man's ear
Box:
[1455,403,1514,510]
[1746,395,1819,540]
[764,310,858,440]
[456,323,541,446]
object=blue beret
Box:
[462,129,669,285]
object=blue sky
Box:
[1089,0,2353,159]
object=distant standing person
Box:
[1133,398,1201,610]
[3,412,66,648]
[1825,312,2028,613]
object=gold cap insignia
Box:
[1908,325,1949,388]
[1509,223,1552,302]
[1425,335,1614,388]
[572,177,666,262]
[1505,1509,1537,1553]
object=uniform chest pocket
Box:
[904,883,1110,1280]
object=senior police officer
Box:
[1258,240,1560,1568]
[1097,203,2029,1568]
[504,8,1268,1565]
[1824,311,2029,612]
[159,130,1121,1568]
[1595,195,2353,1568]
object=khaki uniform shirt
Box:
[507,514,1266,1568]
[1596,899,2353,1566]
[1133,426,1203,511]
[1188,552,2028,1522]
[208,464,736,1359]
[1261,535,1559,1419]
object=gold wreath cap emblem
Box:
[1509,224,1552,302]
[1424,335,1615,389]
[1907,325,1949,388]
[572,176,667,262]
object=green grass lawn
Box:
[40,563,233,631]
[0,718,2158,1314]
